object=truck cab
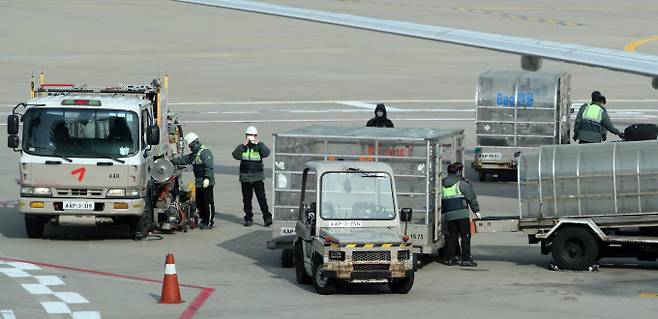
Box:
[6,76,181,240]
[293,161,415,294]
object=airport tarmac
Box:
[1,1,658,318]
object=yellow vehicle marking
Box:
[382,243,393,248]
[363,243,375,248]
[345,244,357,248]
[624,36,658,52]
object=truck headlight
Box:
[21,186,34,196]
[329,251,345,261]
[21,186,51,196]
[397,250,410,261]
[126,188,140,197]
[106,189,126,197]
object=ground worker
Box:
[232,126,273,227]
[366,103,394,128]
[574,91,624,144]
[171,132,215,229]
[442,162,481,267]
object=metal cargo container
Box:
[474,70,571,181]
[518,140,658,220]
[269,126,465,255]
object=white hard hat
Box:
[184,132,199,145]
[245,126,258,135]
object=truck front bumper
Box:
[19,197,144,216]
[324,260,413,280]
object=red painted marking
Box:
[0,257,215,318]
[71,167,86,182]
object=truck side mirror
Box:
[7,115,19,135]
[305,208,316,224]
[400,208,413,222]
[7,135,19,149]
[146,125,160,145]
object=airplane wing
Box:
[176,0,658,89]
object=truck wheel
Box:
[25,215,46,239]
[294,242,311,284]
[312,257,336,295]
[281,248,294,268]
[129,214,147,241]
[551,227,599,270]
[478,172,486,182]
[388,271,414,294]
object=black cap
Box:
[591,91,603,102]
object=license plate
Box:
[63,201,94,210]
[478,152,503,160]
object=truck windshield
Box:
[22,108,140,158]
[320,172,396,220]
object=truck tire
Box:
[25,215,46,239]
[281,248,294,268]
[478,172,486,182]
[294,242,311,284]
[130,192,153,241]
[312,256,336,295]
[551,227,599,270]
[388,271,414,294]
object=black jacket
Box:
[366,104,394,128]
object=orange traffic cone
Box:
[159,254,185,304]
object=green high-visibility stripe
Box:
[193,145,207,164]
[242,148,261,161]
[442,181,463,198]
[583,103,603,122]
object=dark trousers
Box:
[579,140,594,144]
[241,181,272,222]
[195,185,214,225]
[446,218,471,259]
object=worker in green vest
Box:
[171,132,215,229]
[232,126,273,227]
[442,162,481,267]
[574,91,624,144]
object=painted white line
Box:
[40,301,71,314]
[7,262,41,271]
[34,275,65,286]
[0,268,31,278]
[1,310,16,319]
[54,292,89,304]
[168,99,475,106]
[72,311,102,319]
[21,283,54,295]
[181,118,474,124]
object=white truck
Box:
[6,73,190,240]
[292,161,415,294]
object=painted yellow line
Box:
[640,292,658,297]
[624,36,658,52]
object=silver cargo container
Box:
[474,70,571,181]
[518,140,658,220]
[269,126,465,255]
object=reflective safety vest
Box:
[582,103,603,123]
[441,181,468,213]
[240,146,264,173]
[192,145,208,178]
[241,148,262,161]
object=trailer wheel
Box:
[281,248,294,268]
[388,271,414,294]
[25,215,46,239]
[312,256,336,295]
[551,227,599,270]
[294,241,311,284]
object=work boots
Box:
[460,256,478,267]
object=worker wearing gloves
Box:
[171,132,215,229]
[441,162,481,267]
[574,91,624,143]
[232,126,273,227]
[366,103,395,128]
